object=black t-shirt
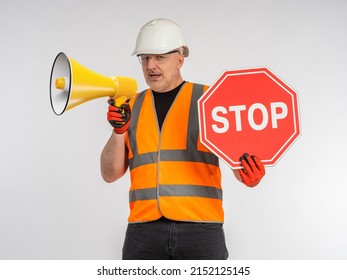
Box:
[152,81,185,130]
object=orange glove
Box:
[238,153,265,187]
[107,99,131,134]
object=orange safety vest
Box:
[125,82,224,223]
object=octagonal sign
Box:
[198,67,301,169]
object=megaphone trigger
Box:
[113,95,129,108]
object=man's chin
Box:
[148,81,164,92]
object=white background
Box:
[1,0,347,260]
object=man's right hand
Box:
[107,99,131,134]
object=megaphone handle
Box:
[113,95,128,107]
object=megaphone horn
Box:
[49,52,138,115]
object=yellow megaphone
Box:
[49,52,137,115]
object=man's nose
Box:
[146,57,157,68]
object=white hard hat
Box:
[132,18,189,57]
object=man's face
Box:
[140,51,184,92]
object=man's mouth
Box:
[149,72,161,79]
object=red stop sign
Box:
[198,67,301,168]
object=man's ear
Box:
[177,55,184,69]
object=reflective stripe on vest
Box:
[129,185,223,202]
[126,82,223,223]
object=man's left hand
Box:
[238,153,265,187]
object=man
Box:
[100,18,265,260]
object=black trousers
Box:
[122,217,229,260]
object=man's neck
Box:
[152,81,185,130]
[152,81,185,95]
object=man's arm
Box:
[100,132,129,183]
[100,99,132,183]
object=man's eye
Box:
[157,55,166,60]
